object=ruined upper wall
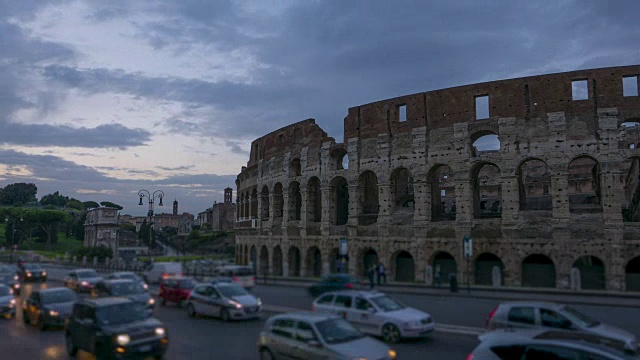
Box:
[245,119,333,168]
[344,65,640,140]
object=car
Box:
[469,328,640,360]
[143,262,183,284]
[0,284,16,319]
[17,263,47,282]
[0,273,20,296]
[22,287,76,330]
[64,268,104,292]
[216,265,256,289]
[311,290,435,343]
[92,279,155,314]
[187,282,262,321]
[65,297,169,359]
[158,276,195,307]
[257,312,397,360]
[106,271,149,291]
[307,274,359,298]
[486,301,639,353]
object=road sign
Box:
[463,235,473,258]
[339,238,348,256]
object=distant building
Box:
[197,187,236,232]
[84,207,119,249]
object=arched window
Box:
[472,163,502,219]
[358,171,379,225]
[430,165,456,221]
[568,156,601,213]
[518,159,551,211]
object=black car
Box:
[307,274,360,298]
[17,263,47,282]
[93,279,155,313]
[0,273,20,296]
[65,297,169,359]
[23,287,76,330]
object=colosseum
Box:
[234,65,640,292]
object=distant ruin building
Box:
[197,187,236,232]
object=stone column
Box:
[413,179,429,226]
[299,187,308,236]
[500,175,520,223]
[377,183,392,236]
[454,179,474,222]
[348,184,360,227]
[268,193,275,223]
[282,192,290,229]
[320,186,332,236]
[551,173,570,220]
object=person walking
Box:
[378,263,386,285]
[367,265,375,289]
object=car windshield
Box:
[77,270,98,278]
[179,279,196,289]
[25,264,43,271]
[0,286,10,296]
[41,290,76,304]
[110,282,145,295]
[120,273,140,281]
[218,285,249,298]
[562,306,600,327]
[315,318,366,344]
[96,302,148,325]
[371,296,405,312]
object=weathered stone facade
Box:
[235,65,640,291]
[84,207,119,250]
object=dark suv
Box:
[65,297,168,359]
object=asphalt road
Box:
[0,280,480,359]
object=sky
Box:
[1,0,639,216]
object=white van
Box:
[217,265,256,289]
[143,262,183,284]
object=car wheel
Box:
[65,333,78,356]
[187,303,197,318]
[38,315,47,331]
[220,308,230,322]
[259,347,274,360]
[382,323,401,343]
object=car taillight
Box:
[486,306,499,329]
[181,272,184,276]
[466,353,473,360]
[162,273,167,278]
[252,276,256,282]
[233,276,239,282]
[311,303,315,311]
[345,283,353,289]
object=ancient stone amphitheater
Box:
[235,65,640,291]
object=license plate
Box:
[138,345,152,352]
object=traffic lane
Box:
[250,285,640,336]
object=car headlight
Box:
[14,283,20,289]
[9,289,13,295]
[42,271,47,276]
[143,283,149,290]
[155,327,166,337]
[81,281,89,286]
[257,297,262,306]
[9,299,15,307]
[26,272,31,277]
[13,275,18,281]
[148,298,155,305]
[49,310,59,317]
[116,334,130,346]
[388,349,397,359]
[228,300,242,309]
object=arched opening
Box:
[621,121,640,150]
[518,159,552,211]
[250,245,257,274]
[393,251,415,282]
[432,252,457,282]
[358,171,379,225]
[306,177,322,223]
[273,183,284,219]
[305,246,322,277]
[250,188,258,218]
[331,148,348,170]
[272,246,283,276]
[429,165,456,221]
[620,157,640,222]
[260,185,270,219]
[330,177,349,225]
[259,246,269,276]
[625,256,640,291]
[573,256,605,290]
[391,167,414,209]
[472,163,502,219]
[568,156,602,214]
[288,246,301,277]
[243,192,249,219]
[474,253,504,285]
[471,133,500,155]
[290,158,301,177]
[362,249,379,277]
[522,254,556,288]
[288,181,302,221]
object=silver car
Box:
[187,282,262,321]
[486,301,638,353]
[64,269,104,292]
[312,290,435,343]
[106,271,149,291]
[258,312,397,360]
[471,328,640,360]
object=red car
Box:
[158,276,196,307]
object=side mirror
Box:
[308,340,322,348]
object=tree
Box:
[70,212,87,241]
[83,201,100,209]
[100,201,123,210]
[0,183,38,206]
[121,222,136,233]
[40,191,69,207]
[66,199,84,211]
[22,208,73,249]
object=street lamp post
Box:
[138,190,164,257]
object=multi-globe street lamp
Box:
[138,189,164,254]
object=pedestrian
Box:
[435,270,441,288]
[376,263,381,285]
[378,263,386,285]
[367,265,375,289]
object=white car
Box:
[311,290,435,343]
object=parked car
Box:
[0,284,16,319]
[486,301,638,353]
[64,269,104,292]
[143,262,183,284]
[187,282,262,321]
[17,263,47,282]
[311,290,435,343]
[158,276,195,307]
[23,287,76,330]
[0,273,20,296]
[307,274,359,298]
[106,271,149,291]
[216,265,256,289]
[469,328,640,360]
[258,312,397,360]
[93,279,155,314]
[65,297,169,359]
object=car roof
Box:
[111,272,136,276]
[73,268,98,272]
[38,287,74,295]
[499,301,564,310]
[82,297,133,307]
[318,290,386,298]
[101,279,136,285]
[269,312,340,323]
